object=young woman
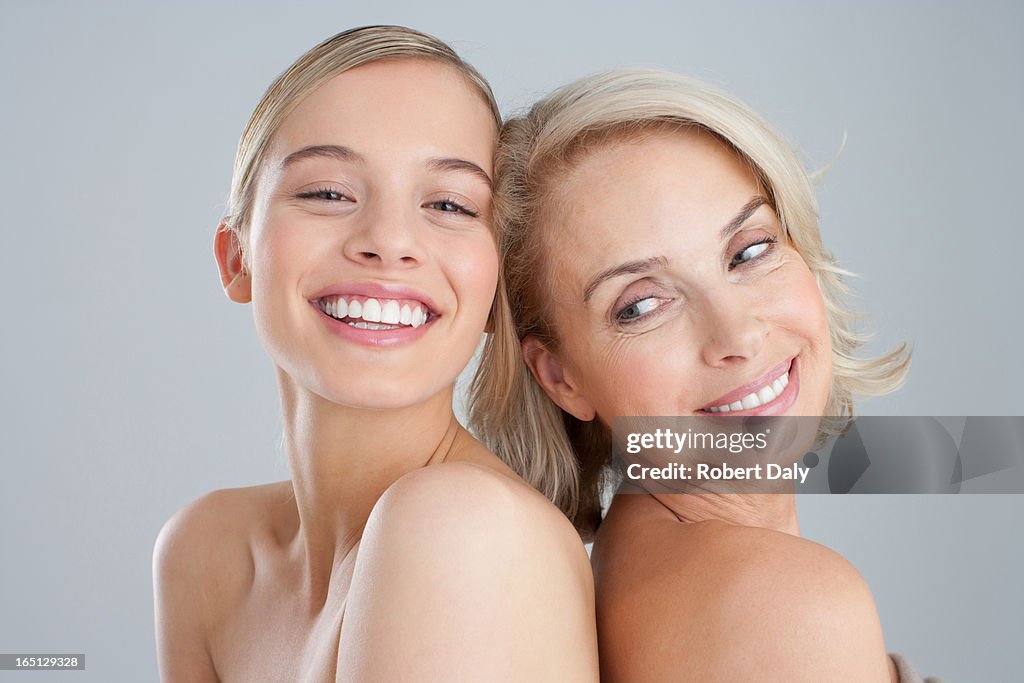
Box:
[153,26,598,682]
[470,68,940,682]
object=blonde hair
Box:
[225,25,501,263]
[469,68,911,537]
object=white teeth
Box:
[361,298,382,323]
[319,295,431,328]
[349,321,399,330]
[707,369,791,413]
[381,300,401,324]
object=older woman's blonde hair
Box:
[224,24,501,264]
[468,68,911,537]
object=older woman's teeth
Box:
[706,370,790,412]
[318,296,429,329]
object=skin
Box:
[153,59,598,682]
[524,128,897,682]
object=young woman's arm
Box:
[336,461,599,682]
[153,492,235,683]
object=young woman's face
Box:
[534,129,832,422]
[244,59,498,409]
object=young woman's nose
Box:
[341,199,425,268]
[699,292,769,367]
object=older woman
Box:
[153,26,598,682]
[470,69,940,682]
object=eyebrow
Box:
[279,144,364,170]
[582,256,669,304]
[278,146,492,189]
[720,196,771,240]
[579,196,772,304]
[426,157,493,189]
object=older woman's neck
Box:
[276,371,468,608]
[652,491,801,536]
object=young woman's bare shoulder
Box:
[153,482,292,681]
[337,462,598,682]
[597,523,892,682]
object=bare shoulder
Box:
[596,521,891,682]
[376,460,583,544]
[153,482,291,682]
[337,462,598,682]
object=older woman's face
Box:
[529,129,831,421]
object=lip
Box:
[698,357,799,417]
[308,280,440,348]
[308,280,440,315]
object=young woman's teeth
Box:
[706,370,790,413]
[318,296,429,328]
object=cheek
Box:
[448,236,499,319]
[567,332,699,418]
[771,258,833,402]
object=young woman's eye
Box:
[615,296,661,323]
[426,197,479,218]
[296,187,351,202]
[729,237,776,269]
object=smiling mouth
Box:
[316,295,435,329]
[703,359,794,413]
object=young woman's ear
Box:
[214,219,252,303]
[522,336,596,421]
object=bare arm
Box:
[336,463,599,682]
[153,494,226,683]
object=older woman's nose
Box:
[341,200,425,268]
[699,296,768,367]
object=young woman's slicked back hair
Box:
[469,68,910,538]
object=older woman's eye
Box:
[729,237,776,269]
[616,296,661,323]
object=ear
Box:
[521,336,596,422]
[214,219,252,303]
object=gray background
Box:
[1,0,1021,680]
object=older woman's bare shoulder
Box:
[595,520,892,681]
[336,462,597,682]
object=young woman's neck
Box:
[276,370,473,608]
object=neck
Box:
[277,368,469,608]
[651,490,801,536]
